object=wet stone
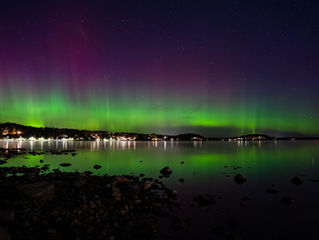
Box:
[234,174,247,184]
[240,201,247,207]
[93,164,101,169]
[160,167,172,177]
[193,194,216,206]
[291,176,303,186]
[60,163,71,167]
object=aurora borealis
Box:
[0,0,319,137]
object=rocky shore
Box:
[0,166,181,240]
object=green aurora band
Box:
[0,87,317,136]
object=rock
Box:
[193,194,216,206]
[17,181,55,199]
[142,177,153,182]
[240,201,247,207]
[160,167,172,177]
[89,201,97,209]
[166,189,178,199]
[113,176,130,183]
[240,196,250,207]
[0,166,181,239]
[143,182,152,191]
[112,186,122,201]
[234,174,247,184]
[93,164,101,169]
[291,176,303,186]
[41,165,49,171]
[0,160,7,165]
[60,163,71,167]
[280,196,295,205]
[71,177,87,188]
[0,209,15,222]
[0,227,11,240]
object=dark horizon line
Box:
[1,122,319,140]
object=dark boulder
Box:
[160,167,172,177]
[291,176,303,186]
[234,174,247,184]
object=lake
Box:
[1,140,319,239]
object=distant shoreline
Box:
[1,122,318,142]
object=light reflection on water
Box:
[0,139,205,151]
[1,140,319,239]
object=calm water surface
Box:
[1,140,319,239]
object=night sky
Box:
[0,0,318,137]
